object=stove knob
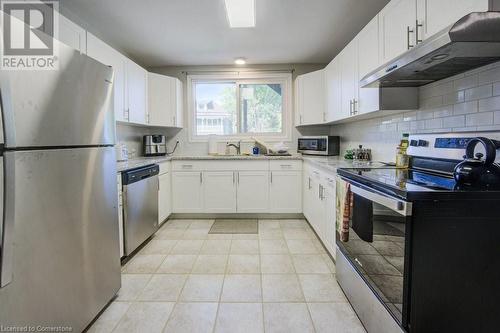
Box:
[397,201,405,211]
[410,140,418,147]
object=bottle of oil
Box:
[396,133,410,168]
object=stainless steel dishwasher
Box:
[122,164,159,256]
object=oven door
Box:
[336,178,412,328]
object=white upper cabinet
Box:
[324,57,342,122]
[417,0,489,40]
[126,59,148,125]
[379,0,488,64]
[379,0,417,63]
[86,33,127,122]
[174,79,184,127]
[357,15,383,115]
[295,70,325,125]
[148,73,184,128]
[339,40,359,118]
[358,16,381,80]
[58,15,86,53]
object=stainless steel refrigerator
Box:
[0,41,121,331]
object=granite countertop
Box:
[302,155,392,174]
[117,154,391,173]
[116,156,172,172]
[117,154,302,172]
[170,154,303,161]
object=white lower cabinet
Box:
[302,162,337,258]
[270,171,302,213]
[158,172,172,225]
[237,171,270,213]
[322,174,337,259]
[203,171,237,213]
[172,171,204,213]
[171,161,302,214]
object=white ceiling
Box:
[62,0,389,67]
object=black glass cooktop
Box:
[337,168,461,199]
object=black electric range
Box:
[334,133,500,333]
[337,166,500,201]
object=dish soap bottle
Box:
[396,133,410,168]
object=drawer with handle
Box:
[269,160,302,171]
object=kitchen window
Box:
[187,73,292,141]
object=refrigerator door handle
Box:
[0,154,15,288]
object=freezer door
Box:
[0,147,121,332]
[0,40,115,148]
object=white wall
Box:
[149,64,329,156]
[116,123,181,158]
[331,61,500,162]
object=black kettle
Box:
[454,137,500,189]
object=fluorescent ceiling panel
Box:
[224,0,255,28]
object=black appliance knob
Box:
[397,201,404,211]
[410,140,418,147]
[417,140,428,147]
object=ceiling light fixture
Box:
[224,0,255,28]
[234,58,246,65]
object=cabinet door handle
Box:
[416,20,423,44]
[407,26,415,49]
[200,172,203,184]
[299,115,303,124]
[233,172,235,184]
[349,99,354,116]
[353,99,358,114]
[308,177,311,189]
[182,164,193,169]
[280,164,292,169]
[270,172,273,184]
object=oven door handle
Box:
[350,183,412,216]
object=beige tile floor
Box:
[88,219,366,333]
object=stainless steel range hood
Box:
[361,11,500,88]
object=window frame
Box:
[187,72,292,142]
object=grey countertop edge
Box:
[116,155,386,173]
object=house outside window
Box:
[187,72,292,142]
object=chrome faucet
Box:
[226,141,241,155]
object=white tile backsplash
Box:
[330,61,500,162]
[466,112,494,127]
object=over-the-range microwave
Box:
[297,136,340,156]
